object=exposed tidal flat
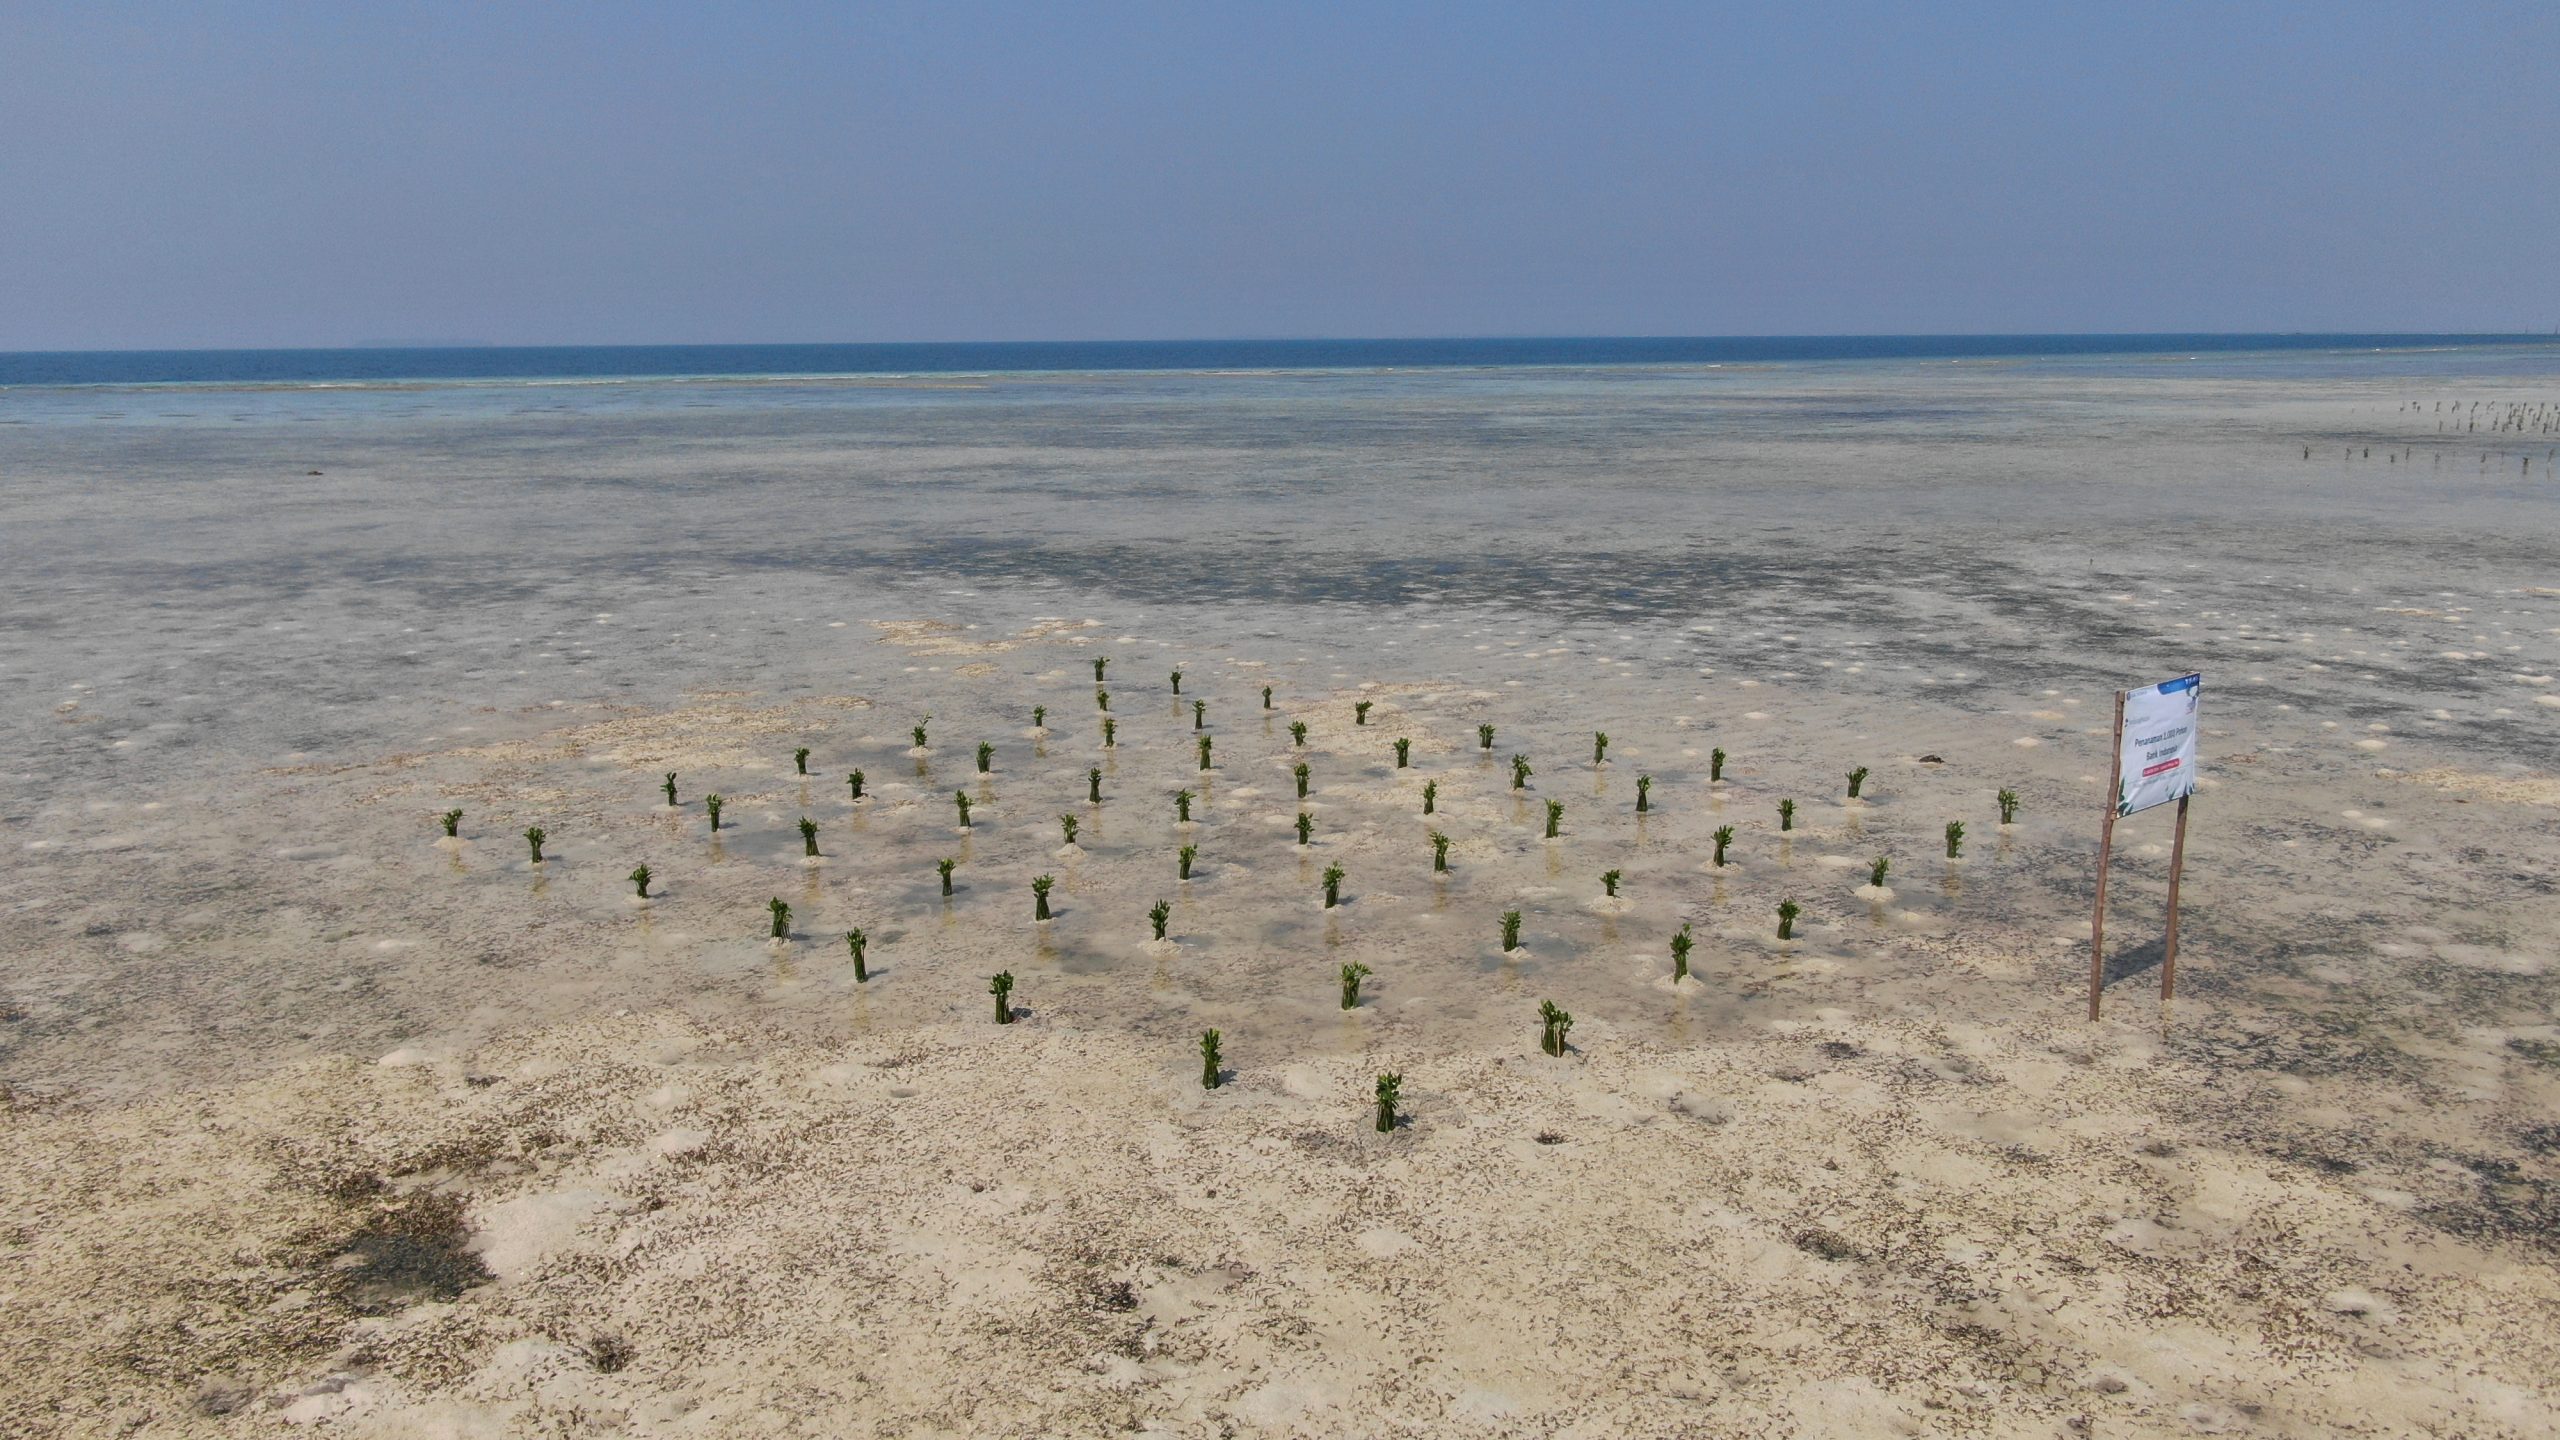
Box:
[3,346,2559,1436]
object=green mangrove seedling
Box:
[1543,799,1564,838]
[1710,747,1727,782]
[847,770,865,801]
[799,817,820,857]
[912,720,929,749]
[1033,705,1046,729]
[661,772,678,805]
[1175,789,1193,823]
[1059,814,1079,846]
[977,742,993,774]
[1197,735,1213,770]
[1178,843,1197,880]
[845,929,868,982]
[1170,668,1184,695]
[1501,909,1523,952]
[768,897,791,940]
[1096,689,1110,712]
[706,794,723,832]
[1670,923,1693,982]
[1512,755,1532,790]
[1540,1000,1574,1057]
[954,791,972,828]
[1354,700,1372,726]
[1997,788,2021,825]
[794,747,810,776]
[1149,899,1171,941]
[1102,718,1117,747]
[1340,961,1371,1009]
[1944,820,1966,858]
[1297,811,1315,845]
[1868,856,1891,888]
[1777,900,1800,941]
[1394,737,1411,768]
[1601,868,1622,898]
[1032,874,1055,920]
[440,808,463,838]
[1779,799,1796,832]
[1421,779,1438,815]
[1290,721,1308,747]
[524,826,546,863]
[1636,775,1652,813]
[1478,723,1496,751]
[1088,767,1102,803]
[1200,1029,1223,1089]
[1321,863,1345,908]
[1093,656,1108,682]
[1294,762,1311,798]
[1193,699,1206,730]
[1846,766,1869,799]
[1593,731,1609,764]
[1261,685,1273,709]
[1711,824,1735,867]
[1429,829,1451,872]
[991,971,1015,1024]
[1374,1072,1402,1133]
[629,864,652,898]
[938,857,956,896]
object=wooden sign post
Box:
[2089,674,2201,1021]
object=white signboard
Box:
[2116,673,2201,817]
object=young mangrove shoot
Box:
[1088,767,1102,804]
[1354,700,1372,726]
[1058,814,1079,846]
[1540,1000,1574,1057]
[1636,775,1652,813]
[1478,723,1496,751]
[1421,779,1438,815]
[1394,737,1411,768]
[1294,761,1311,798]
[1102,718,1117,748]
[1512,754,1532,790]
[1297,811,1315,845]
[1847,766,1869,800]
[938,857,956,896]
[1997,788,2021,825]
[1148,899,1172,942]
[1193,699,1206,730]
[1593,731,1609,764]
[991,971,1015,1024]
[954,791,972,828]
[1261,685,1273,710]
[1544,799,1564,839]
[1093,656,1108,682]
[661,772,677,806]
[1321,863,1345,908]
[1944,821,1967,859]
[1374,1072,1402,1133]
[1032,705,1046,729]
[440,808,463,838]
[1777,900,1800,941]
[1197,735,1213,770]
[1710,747,1727,782]
[768,896,791,940]
[1200,1029,1223,1089]
[911,720,929,750]
[1601,868,1622,898]
[845,929,868,982]
[1869,855,1891,888]
[524,826,546,863]
[1175,789,1193,823]
[1711,824,1735,867]
[1340,961,1371,1009]
[1096,689,1110,713]
[799,817,820,857]
[629,864,652,899]
[706,794,723,832]
[1178,843,1197,880]
[794,747,811,776]
[1670,923,1693,983]
[1290,720,1308,747]
[1429,829,1451,872]
[847,770,865,801]
[1170,668,1183,695]
[1031,874,1055,920]
[1779,799,1796,832]
[1501,909,1523,952]
[977,742,993,774]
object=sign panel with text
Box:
[2115,673,2201,817]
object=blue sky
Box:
[4,2,2554,348]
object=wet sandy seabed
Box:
[3,356,2558,1435]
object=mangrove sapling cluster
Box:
[1178,844,1197,880]
[954,792,973,828]
[1711,824,1735,867]
[1354,700,1372,726]
[1294,762,1311,798]
[1779,799,1797,832]
[1199,1029,1223,1090]
[1093,657,1108,682]
[1197,735,1213,770]
[847,771,865,801]
[1670,923,1693,982]
[1421,779,1438,815]
[768,897,791,940]
[1149,900,1172,941]
[1290,721,1308,747]
[1710,748,1727,782]
[1174,789,1193,823]
[1479,724,1496,751]
[991,972,1016,1024]
[938,858,957,896]
[1777,900,1800,941]
[1170,668,1184,695]
[795,747,811,776]
[524,827,547,863]
[1429,829,1451,872]
[1032,875,1055,920]
[846,929,868,982]
[799,818,820,857]
[1539,1000,1574,1057]
[629,864,652,899]
[440,809,464,838]
[977,742,993,774]
[1339,961,1371,1009]
[1322,864,1346,908]
[1601,868,1622,898]
[1847,766,1869,800]
[1033,705,1046,729]
[911,720,930,750]
[1945,821,1966,859]
[1636,775,1651,813]
[1103,718,1117,747]
[1868,856,1891,889]
[1189,699,1205,732]
[1059,814,1079,846]
[1593,731,1609,764]
[662,773,678,806]
[1998,788,2021,825]
[1096,689,1111,713]
[1501,909,1523,952]
[1374,1072,1402,1133]
[1394,737,1411,768]
[706,794,724,832]
[1297,812,1315,845]
[1544,799,1564,838]
[1088,768,1103,803]
[1261,685,1273,709]
[1512,755,1532,790]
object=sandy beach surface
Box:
[3,353,2557,1436]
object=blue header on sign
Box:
[2156,673,2201,695]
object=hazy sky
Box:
[5,2,2555,349]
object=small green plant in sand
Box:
[794,747,810,776]
[1540,1000,1574,1057]
[1429,829,1451,872]
[991,971,1016,1024]
[706,794,723,832]
[1670,923,1693,982]
[1944,820,1966,859]
[629,863,652,898]
[1478,723,1496,751]
[1777,900,1800,941]
[1635,775,1651,813]
[1096,689,1110,713]
[1421,779,1438,815]
[1032,874,1055,920]
[523,826,546,863]
[1088,767,1103,803]
[1394,737,1411,768]
[1354,700,1372,726]
[1149,899,1172,941]
[1710,747,1727,782]
[799,817,820,857]
[1997,788,2020,825]
[1846,766,1869,799]
[847,771,865,801]
[1869,855,1891,888]
[1601,868,1622,898]
[1512,755,1532,790]
[1174,789,1193,823]
[768,897,791,940]
[977,742,993,774]
[954,791,972,828]
[1322,863,1345,908]
[1197,735,1213,770]
[1294,761,1311,798]
[1033,705,1046,729]
[1290,720,1308,747]
[1200,1029,1223,1089]
[661,772,678,805]
[1779,799,1796,832]
[1261,685,1273,709]
[845,929,867,982]
[1340,961,1371,1009]
[1102,718,1117,747]
[912,719,929,749]
[1179,843,1197,880]
[440,808,463,838]
[1593,731,1609,764]
[1170,668,1184,695]
[1501,909,1523,952]
[1094,656,1109,682]
[1059,814,1080,846]
[1374,1073,1402,1132]
[938,857,956,895]
[1297,812,1315,845]
[1544,799,1564,838]
[1711,824,1735,867]
[1189,701,1204,732]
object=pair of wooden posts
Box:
[2088,676,2199,1020]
